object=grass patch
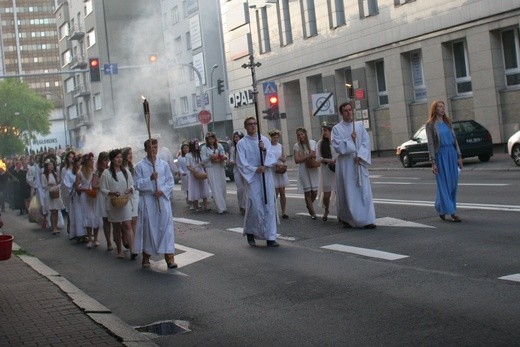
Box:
[12,249,30,256]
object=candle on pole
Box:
[141,96,161,212]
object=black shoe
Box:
[266,240,279,247]
[246,234,256,247]
[131,253,139,260]
[167,262,178,269]
[342,222,352,229]
[281,214,289,219]
[363,223,377,229]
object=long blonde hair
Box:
[427,100,452,126]
[296,127,311,154]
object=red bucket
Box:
[0,235,14,261]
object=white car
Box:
[507,130,520,166]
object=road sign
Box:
[103,63,118,75]
[262,81,277,95]
[198,109,212,125]
[355,89,365,100]
[311,93,335,116]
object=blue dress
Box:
[434,122,459,215]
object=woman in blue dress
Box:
[426,100,463,223]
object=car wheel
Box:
[512,144,520,166]
[400,151,413,168]
[478,154,490,162]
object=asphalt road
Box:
[4,154,520,346]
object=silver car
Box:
[507,130,520,166]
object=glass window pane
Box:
[453,41,467,78]
[502,30,518,69]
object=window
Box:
[501,28,520,86]
[410,51,427,101]
[174,36,182,54]
[84,0,93,15]
[172,6,179,24]
[59,23,69,40]
[67,105,78,119]
[186,32,191,50]
[191,93,197,111]
[375,60,388,106]
[328,0,346,28]
[278,0,293,46]
[172,99,177,116]
[359,0,378,18]
[258,7,271,53]
[181,96,189,113]
[62,50,72,66]
[93,93,102,110]
[65,77,75,93]
[301,0,317,38]
[452,40,472,94]
[86,29,96,47]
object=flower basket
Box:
[49,189,60,199]
[275,164,287,174]
[110,195,129,208]
[85,188,97,198]
[305,158,320,169]
[194,171,208,180]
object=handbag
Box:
[49,188,60,199]
[275,164,287,174]
[328,163,336,172]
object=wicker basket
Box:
[85,188,97,198]
[275,164,287,174]
[49,189,60,199]
[305,158,321,169]
[193,171,208,180]
[110,195,129,208]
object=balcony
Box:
[73,84,90,98]
[68,24,85,41]
[70,54,88,69]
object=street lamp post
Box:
[209,64,218,133]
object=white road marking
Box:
[321,244,409,260]
[145,244,214,275]
[373,199,520,212]
[227,227,296,241]
[296,214,434,228]
[173,217,209,226]
[498,274,520,283]
[373,182,509,186]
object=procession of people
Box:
[1,100,465,267]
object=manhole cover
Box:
[135,320,190,337]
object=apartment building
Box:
[0,0,66,152]
[160,0,230,143]
[221,0,520,154]
[55,0,170,150]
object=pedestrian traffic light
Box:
[217,79,224,95]
[89,58,100,82]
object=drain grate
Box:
[135,320,190,337]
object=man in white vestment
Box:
[237,117,280,247]
[332,102,376,229]
[134,139,177,268]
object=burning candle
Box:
[143,98,150,115]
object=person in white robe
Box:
[332,102,376,229]
[201,132,227,213]
[237,117,280,247]
[229,131,247,214]
[134,139,177,269]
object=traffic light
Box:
[89,58,100,82]
[262,108,274,120]
[217,79,224,95]
[267,94,279,118]
[148,53,158,63]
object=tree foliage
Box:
[0,79,53,157]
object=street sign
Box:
[198,109,212,125]
[311,92,335,116]
[262,81,277,95]
[103,63,118,75]
[355,89,365,100]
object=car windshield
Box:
[413,127,427,141]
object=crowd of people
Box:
[0,100,461,256]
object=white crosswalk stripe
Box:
[321,244,409,260]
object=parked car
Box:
[507,130,520,166]
[396,120,493,168]
[199,140,235,181]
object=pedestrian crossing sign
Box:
[262,81,277,95]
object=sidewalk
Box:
[0,212,157,347]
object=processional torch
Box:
[142,96,161,212]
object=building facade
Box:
[55,0,171,151]
[160,0,231,144]
[0,0,66,151]
[221,0,520,154]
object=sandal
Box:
[116,253,125,259]
[451,215,462,223]
[439,214,446,221]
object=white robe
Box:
[237,134,278,240]
[134,157,175,255]
[201,144,227,213]
[331,120,376,227]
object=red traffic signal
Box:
[268,95,278,106]
[89,58,100,82]
[89,58,99,68]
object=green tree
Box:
[0,79,53,157]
